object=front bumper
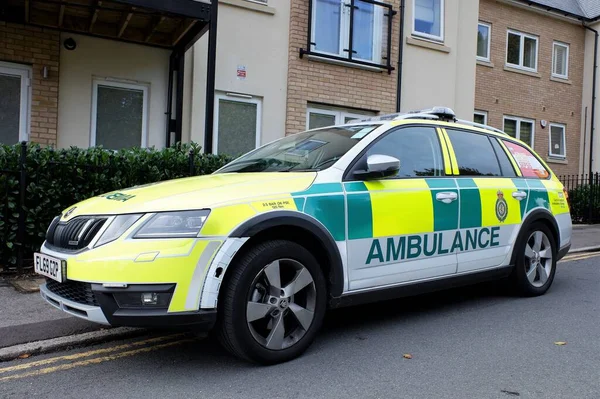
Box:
[40,282,217,330]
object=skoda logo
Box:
[64,207,77,218]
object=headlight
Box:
[95,214,143,247]
[133,210,210,239]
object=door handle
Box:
[512,191,527,201]
[435,192,458,204]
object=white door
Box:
[0,62,31,144]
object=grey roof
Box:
[522,0,600,20]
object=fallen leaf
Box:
[554,341,567,346]
[18,353,31,359]
[403,353,412,359]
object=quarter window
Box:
[506,30,538,71]
[91,79,148,150]
[502,139,549,179]
[503,116,534,147]
[413,0,444,41]
[477,22,491,61]
[552,42,569,79]
[549,123,566,158]
[445,129,501,176]
[350,126,444,178]
[214,93,262,156]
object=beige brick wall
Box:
[286,0,400,134]
[475,0,585,176]
[0,22,60,146]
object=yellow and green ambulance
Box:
[35,107,572,364]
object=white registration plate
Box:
[34,253,65,283]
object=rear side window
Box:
[445,129,501,176]
[501,139,550,179]
[490,138,517,177]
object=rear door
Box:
[343,125,459,291]
[443,128,524,273]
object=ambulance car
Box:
[35,107,572,364]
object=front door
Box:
[0,63,31,144]
[344,125,459,291]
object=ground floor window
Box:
[306,105,374,129]
[503,116,534,148]
[549,123,566,158]
[473,111,487,125]
[91,79,148,150]
[0,62,31,144]
[214,93,262,156]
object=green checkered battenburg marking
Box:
[345,182,373,240]
[292,183,346,241]
[457,179,482,229]
[525,179,550,213]
[426,179,459,232]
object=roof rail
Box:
[455,119,508,136]
[349,106,456,123]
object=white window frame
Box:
[506,29,539,72]
[503,116,535,147]
[549,123,566,158]
[477,22,491,62]
[0,61,32,143]
[552,41,569,79]
[213,92,262,155]
[310,0,384,63]
[306,105,373,129]
[412,0,445,42]
[474,110,488,125]
[90,78,149,148]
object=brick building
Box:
[475,0,600,176]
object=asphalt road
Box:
[1,253,599,399]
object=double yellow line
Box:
[0,334,191,383]
[560,251,600,263]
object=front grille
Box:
[46,216,107,251]
[46,279,99,307]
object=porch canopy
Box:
[0,0,218,148]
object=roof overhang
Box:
[506,0,600,23]
[0,0,213,50]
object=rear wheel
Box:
[217,240,327,364]
[511,222,557,296]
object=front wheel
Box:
[510,222,557,297]
[217,240,327,364]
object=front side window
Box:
[217,125,379,173]
[445,129,501,177]
[506,30,538,71]
[552,42,569,79]
[349,126,444,178]
[214,94,262,157]
[311,0,385,63]
[413,0,444,41]
[477,22,491,61]
[549,123,566,158]
[307,106,375,129]
[503,116,534,147]
[91,79,148,150]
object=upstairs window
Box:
[552,42,569,79]
[506,30,538,71]
[549,123,566,158]
[477,22,491,61]
[413,0,443,41]
[303,0,396,73]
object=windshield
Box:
[216,125,380,173]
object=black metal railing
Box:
[559,173,600,224]
[300,0,397,74]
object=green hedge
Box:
[567,184,600,223]
[0,143,231,269]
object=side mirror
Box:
[353,154,400,180]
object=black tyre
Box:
[510,222,557,297]
[217,240,327,364]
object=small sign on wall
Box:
[237,65,246,80]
